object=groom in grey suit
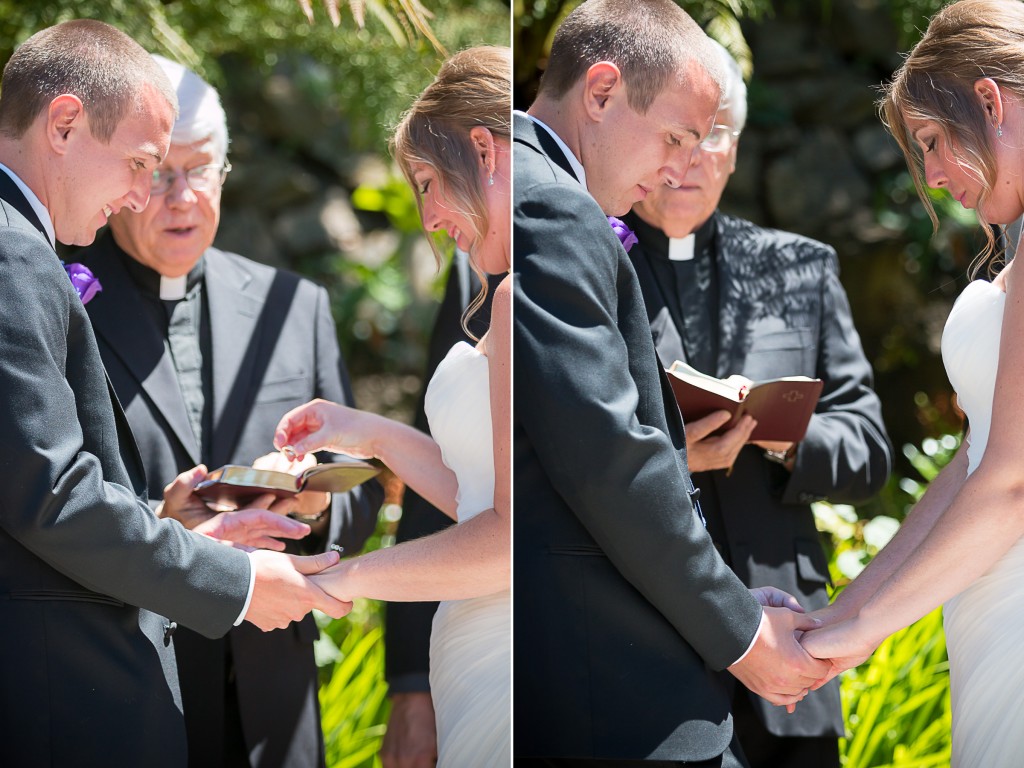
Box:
[514,1,830,765]
[0,20,348,767]
[76,55,383,768]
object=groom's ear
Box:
[582,62,623,123]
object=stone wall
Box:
[721,1,975,454]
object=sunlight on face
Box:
[107,139,223,277]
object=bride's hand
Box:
[806,600,854,629]
[309,561,357,603]
[274,399,380,461]
[800,616,877,687]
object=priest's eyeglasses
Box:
[699,125,741,154]
[151,163,232,196]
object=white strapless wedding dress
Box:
[423,341,510,767]
[940,278,1024,767]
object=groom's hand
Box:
[750,585,805,612]
[727,607,829,708]
[244,549,352,631]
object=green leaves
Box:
[815,431,959,767]
[318,619,391,768]
[840,608,951,768]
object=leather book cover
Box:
[666,362,822,443]
[194,458,382,510]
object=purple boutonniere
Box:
[607,216,638,253]
[63,262,102,305]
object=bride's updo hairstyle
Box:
[881,0,1024,272]
[391,46,511,330]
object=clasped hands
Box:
[157,452,348,632]
[731,587,874,711]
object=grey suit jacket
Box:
[0,174,249,767]
[513,113,762,761]
[79,232,383,768]
[628,210,893,738]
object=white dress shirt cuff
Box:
[731,609,765,666]
[233,551,257,626]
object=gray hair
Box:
[151,54,229,162]
[711,39,748,133]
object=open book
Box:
[194,457,382,509]
[666,360,823,443]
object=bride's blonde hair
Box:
[880,0,1024,276]
[391,46,511,336]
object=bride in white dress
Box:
[800,2,1024,765]
[272,46,511,767]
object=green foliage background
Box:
[0,0,509,154]
[815,433,959,767]
[0,1,986,765]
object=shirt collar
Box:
[117,239,205,301]
[0,162,56,248]
[626,210,718,263]
[516,110,588,190]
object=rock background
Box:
[722,2,980,460]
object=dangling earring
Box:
[997,123,1004,138]
[488,173,495,186]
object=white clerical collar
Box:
[0,162,57,248]
[159,274,188,300]
[517,110,588,190]
[668,234,696,261]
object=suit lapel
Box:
[0,170,52,248]
[513,113,579,182]
[205,249,264,468]
[85,236,202,465]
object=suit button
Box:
[163,621,178,646]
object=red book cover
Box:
[666,361,822,443]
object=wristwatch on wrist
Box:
[764,445,796,465]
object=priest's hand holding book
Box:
[156,464,313,551]
[684,410,758,473]
[667,362,822,472]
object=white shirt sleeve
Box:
[730,609,765,666]
[233,551,257,626]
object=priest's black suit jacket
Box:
[79,231,384,768]
[0,173,250,766]
[627,211,893,739]
[513,112,764,762]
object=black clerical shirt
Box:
[120,247,212,459]
[624,212,720,375]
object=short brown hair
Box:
[537,0,723,114]
[391,46,511,334]
[881,0,1024,271]
[0,19,178,143]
